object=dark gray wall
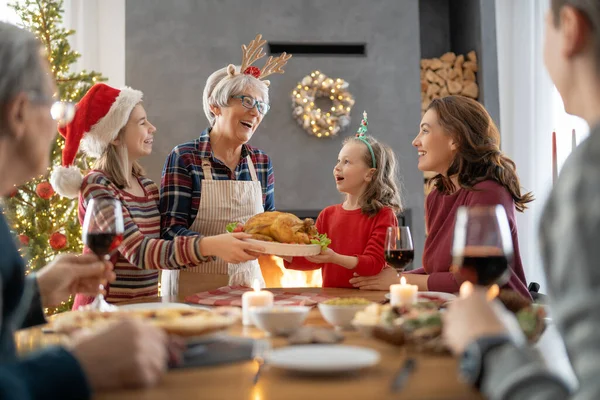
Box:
[420,0,500,127]
[419,0,451,59]
[126,0,426,266]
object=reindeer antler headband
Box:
[226,34,292,86]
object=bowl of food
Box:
[318,298,373,330]
[249,305,311,336]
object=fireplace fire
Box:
[258,255,322,288]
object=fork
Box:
[252,339,271,385]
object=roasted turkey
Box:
[243,211,318,244]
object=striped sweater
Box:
[73,171,210,307]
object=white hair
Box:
[202,65,269,126]
[0,22,47,128]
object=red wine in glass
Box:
[385,226,414,273]
[82,198,124,311]
[452,205,513,287]
[85,232,123,258]
[455,246,511,286]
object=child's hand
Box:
[305,248,337,264]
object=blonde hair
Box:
[93,127,145,189]
[203,65,269,126]
[343,135,403,216]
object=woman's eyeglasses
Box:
[231,95,270,115]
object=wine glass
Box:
[451,205,513,287]
[385,226,415,274]
[81,198,124,311]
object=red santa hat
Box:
[50,83,143,198]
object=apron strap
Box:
[246,155,259,182]
[201,159,213,181]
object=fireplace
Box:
[258,255,322,288]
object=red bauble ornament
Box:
[18,234,29,246]
[243,66,261,78]
[8,188,18,198]
[36,182,54,199]
[49,232,67,250]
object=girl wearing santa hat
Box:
[160,35,291,297]
[51,83,264,307]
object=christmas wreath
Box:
[291,71,355,138]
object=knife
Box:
[390,357,417,392]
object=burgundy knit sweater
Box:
[408,180,531,299]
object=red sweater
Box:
[409,180,530,299]
[285,205,398,288]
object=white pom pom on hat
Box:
[50,83,143,198]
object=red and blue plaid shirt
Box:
[159,128,275,239]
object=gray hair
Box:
[202,65,269,126]
[0,22,47,118]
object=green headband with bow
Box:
[355,111,376,168]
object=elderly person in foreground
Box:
[160,34,291,297]
[0,22,179,399]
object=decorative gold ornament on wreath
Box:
[291,70,355,138]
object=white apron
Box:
[161,155,265,296]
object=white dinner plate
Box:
[117,302,211,311]
[266,344,380,373]
[243,238,321,257]
[384,291,457,301]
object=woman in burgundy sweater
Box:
[350,96,532,299]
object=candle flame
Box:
[486,284,500,301]
[460,281,473,298]
[400,276,407,285]
[252,278,261,292]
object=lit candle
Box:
[389,276,418,307]
[242,279,274,326]
[552,130,558,185]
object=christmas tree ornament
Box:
[18,235,29,246]
[49,232,67,250]
[35,182,55,199]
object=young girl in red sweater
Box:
[284,113,402,288]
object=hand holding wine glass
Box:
[452,205,513,287]
[82,198,124,311]
[384,226,414,274]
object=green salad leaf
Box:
[310,233,332,251]
[226,222,242,233]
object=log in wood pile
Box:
[420,51,479,114]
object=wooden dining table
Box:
[15,287,482,400]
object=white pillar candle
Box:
[242,279,274,326]
[389,276,418,307]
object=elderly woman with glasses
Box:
[160,35,291,297]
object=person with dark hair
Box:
[350,96,531,300]
[0,21,180,399]
[443,1,600,398]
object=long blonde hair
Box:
[93,127,145,188]
[343,135,403,216]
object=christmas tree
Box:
[2,0,105,313]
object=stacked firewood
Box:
[420,51,479,114]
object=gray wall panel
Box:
[126,0,427,266]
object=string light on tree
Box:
[291,71,355,138]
